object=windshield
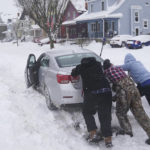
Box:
[55,53,103,68]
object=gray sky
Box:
[0,0,19,22]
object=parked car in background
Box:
[38,37,56,46]
[126,39,142,49]
[133,35,150,46]
[38,38,50,46]
[25,49,103,110]
[33,37,41,43]
[110,35,132,48]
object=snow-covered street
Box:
[0,41,150,150]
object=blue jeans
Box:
[137,84,150,105]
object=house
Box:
[19,10,44,41]
[0,15,7,40]
[59,0,87,39]
[75,0,150,38]
[2,12,32,41]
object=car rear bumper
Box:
[60,89,83,104]
[51,83,84,106]
[126,44,142,49]
[110,44,121,47]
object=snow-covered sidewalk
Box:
[0,42,150,150]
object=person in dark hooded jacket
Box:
[120,53,150,105]
[71,57,113,148]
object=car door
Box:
[25,54,37,88]
[38,55,50,92]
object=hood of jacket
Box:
[81,57,97,67]
[124,53,136,64]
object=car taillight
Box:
[57,74,79,84]
[135,41,139,45]
[57,74,70,84]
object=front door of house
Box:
[131,6,142,36]
[135,27,139,36]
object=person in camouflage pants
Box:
[103,59,150,145]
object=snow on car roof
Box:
[111,35,133,40]
[46,48,93,57]
[133,35,150,43]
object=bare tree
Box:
[13,18,21,46]
[16,0,68,49]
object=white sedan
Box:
[110,35,133,48]
[25,48,103,110]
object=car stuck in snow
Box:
[25,48,103,110]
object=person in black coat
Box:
[71,57,113,147]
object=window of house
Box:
[91,22,100,32]
[135,11,139,23]
[145,2,150,6]
[112,21,115,31]
[135,27,139,36]
[143,20,148,29]
[73,11,76,19]
[70,28,76,36]
[96,22,100,32]
[67,12,70,18]
[102,1,105,11]
[91,23,96,32]
[90,4,94,12]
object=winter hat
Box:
[103,59,112,70]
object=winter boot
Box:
[116,129,125,136]
[116,129,133,137]
[126,131,133,137]
[105,136,113,148]
[145,138,150,145]
[87,130,102,144]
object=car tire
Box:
[44,86,57,110]
[111,45,114,48]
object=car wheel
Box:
[111,45,114,48]
[44,86,57,110]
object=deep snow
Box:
[0,41,150,150]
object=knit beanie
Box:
[103,59,112,70]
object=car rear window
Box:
[127,40,134,44]
[55,53,103,68]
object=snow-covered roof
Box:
[75,0,125,22]
[62,20,76,25]
[71,0,86,12]
[31,25,40,29]
[0,23,7,26]
[75,11,122,22]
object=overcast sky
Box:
[0,0,19,22]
